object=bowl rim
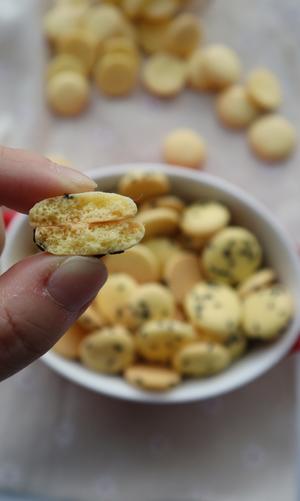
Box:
[2,163,300,404]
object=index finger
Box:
[0,146,97,213]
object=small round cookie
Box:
[140,195,185,213]
[46,54,86,80]
[164,252,202,303]
[53,324,87,359]
[95,273,138,323]
[56,29,97,72]
[187,49,210,91]
[202,227,262,285]
[241,286,294,339]
[180,202,230,240]
[165,13,202,58]
[138,21,170,55]
[141,0,180,22]
[163,128,206,169]
[216,85,260,129]
[43,5,87,45]
[137,319,196,362]
[201,44,241,90]
[77,305,104,332]
[125,365,180,391]
[85,5,126,47]
[224,334,247,362]
[237,268,277,299]
[178,233,207,252]
[123,283,175,329]
[94,52,139,96]
[144,237,181,275]
[136,208,180,239]
[46,71,90,116]
[184,282,242,338]
[122,0,145,19]
[173,341,231,377]
[79,326,135,373]
[246,68,281,111]
[248,114,296,162]
[142,53,187,98]
[99,36,139,62]
[118,170,170,202]
[103,244,159,283]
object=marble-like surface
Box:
[0,0,299,500]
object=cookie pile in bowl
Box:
[53,169,294,392]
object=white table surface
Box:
[0,0,299,500]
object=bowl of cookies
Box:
[3,164,300,403]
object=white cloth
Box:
[0,0,299,499]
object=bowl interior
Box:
[3,164,300,403]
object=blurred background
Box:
[0,0,299,500]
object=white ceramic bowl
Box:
[2,164,300,404]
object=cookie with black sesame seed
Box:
[125,365,181,391]
[184,282,242,339]
[237,268,277,298]
[95,273,138,324]
[79,326,135,374]
[241,286,293,339]
[173,341,231,377]
[202,226,262,285]
[122,283,175,330]
[136,319,197,362]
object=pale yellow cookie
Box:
[180,202,230,239]
[187,49,210,91]
[224,334,247,361]
[216,85,260,129]
[46,54,86,81]
[144,237,181,275]
[118,170,170,202]
[136,207,180,239]
[202,227,262,285]
[136,319,196,362]
[94,52,139,96]
[46,71,90,116]
[29,191,138,226]
[142,53,187,98]
[242,286,294,339]
[177,233,208,252]
[140,195,185,213]
[56,28,97,72]
[138,21,170,54]
[165,13,202,58]
[79,326,135,373]
[95,273,138,323]
[53,324,87,359]
[184,282,242,339]
[122,0,145,19]
[30,191,144,255]
[141,0,180,22]
[103,244,160,283]
[43,5,87,44]
[164,252,202,303]
[246,68,281,111]
[248,114,296,162]
[77,305,104,331]
[85,5,126,47]
[163,128,206,169]
[125,365,180,391]
[173,341,231,377]
[237,268,277,299]
[201,44,241,90]
[99,36,139,62]
[122,283,175,329]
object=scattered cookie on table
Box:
[142,53,187,97]
[216,85,260,129]
[46,71,90,116]
[163,128,206,169]
[248,114,296,162]
[164,13,202,58]
[200,44,241,91]
[29,191,145,255]
[94,52,139,96]
[246,67,281,111]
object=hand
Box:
[0,146,107,381]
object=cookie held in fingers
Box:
[30,191,145,256]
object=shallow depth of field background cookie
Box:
[0,1,299,501]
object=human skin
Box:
[0,146,107,381]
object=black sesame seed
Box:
[63,194,74,199]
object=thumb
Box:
[0,253,107,381]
